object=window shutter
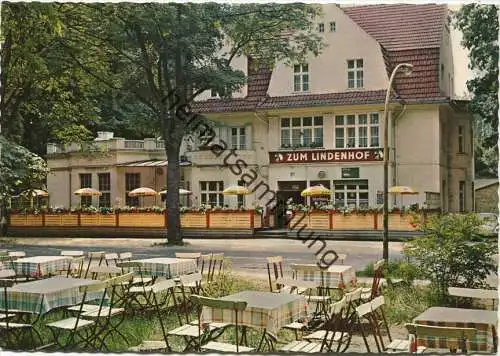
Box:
[219,126,228,147]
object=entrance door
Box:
[275,181,306,228]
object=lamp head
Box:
[402,63,413,76]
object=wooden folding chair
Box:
[116,254,153,286]
[47,281,107,350]
[104,253,120,267]
[83,251,106,279]
[266,256,285,293]
[281,297,348,353]
[404,323,476,354]
[191,295,254,353]
[199,253,213,276]
[116,261,155,314]
[81,272,134,351]
[128,279,180,352]
[167,292,228,352]
[290,263,331,320]
[0,271,44,350]
[361,259,384,301]
[207,253,224,284]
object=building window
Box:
[335,113,379,148]
[318,23,324,32]
[237,180,246,208]
[200,181,224,207]
[333,180,369,209]
[293,64,309,92]
[211,89,217,97]
[98,173,111,208]
[231,127,246,150]
[125,173,140,206]
[347,59,363,88]
[459,180,465,212]
[281,116,323,149]
[79,173,92,206]
[330,21,336,32]
[458,125,465,153]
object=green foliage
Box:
[404,213,497,299]
[383,284,431,325]
[0,135,49,200]
[1,3,107,155]
[453,5,499,177]
[356,259,423,283]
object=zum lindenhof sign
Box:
[269,148,384,164]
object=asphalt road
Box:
[1,237,405,277]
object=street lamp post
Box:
[382,63,413,262]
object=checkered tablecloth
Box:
[132,258,197,278]
[13,256,72,278]
[414,307,497,352]
[293,264,357,289]
[201,291,308,335]
[0,276,103,315]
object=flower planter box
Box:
[181,212,207,228]
[118,213,164,227]
[9,214,43,226]
[333,214,374,230]
[289,213,307,228]
[209,212,252,229]
[308,212,330,230]
[254,214,262,228]
[80,214,116,227]
[45,214,79,226]
[377,214,417,231]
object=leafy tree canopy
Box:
[454,5,499,178]
[0,135,49,200]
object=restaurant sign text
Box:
[269,148,383,164]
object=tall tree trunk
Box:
[166,141,183,245]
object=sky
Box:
[449,4,472,99]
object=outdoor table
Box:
[202,291,308,351]
[131,257,197,279]
[0,276,103,315]
[448,287,498,309]
[414,306,497,352]
[12,256,72,279]
[293,264,357,289]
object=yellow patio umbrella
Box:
[73,188,102,196]
[223,186,251,196]
[388,186,419,195]
[21,189,49,198]
[21,189,49,209]
[128,187,157,207]
[74,188,102,208]
[389,186,419,209]
[300,185,332,197]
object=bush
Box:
[404,213,497,300]
[356,259,423,283]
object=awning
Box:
[117,160,191,167]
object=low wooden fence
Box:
[287,211,430,231]
[9,210,263,230]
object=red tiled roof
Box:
[261,90,398,110]
[342,4,447,51]
[388,47,445,99]
[247,57,273,99]
[342,4,447,100]
[193,4,448,114]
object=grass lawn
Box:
[3,267,438,353]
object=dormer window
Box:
[330,21,336,32]
[293,64,309,92]
[318,23,324,33]
[347,59,363,89]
